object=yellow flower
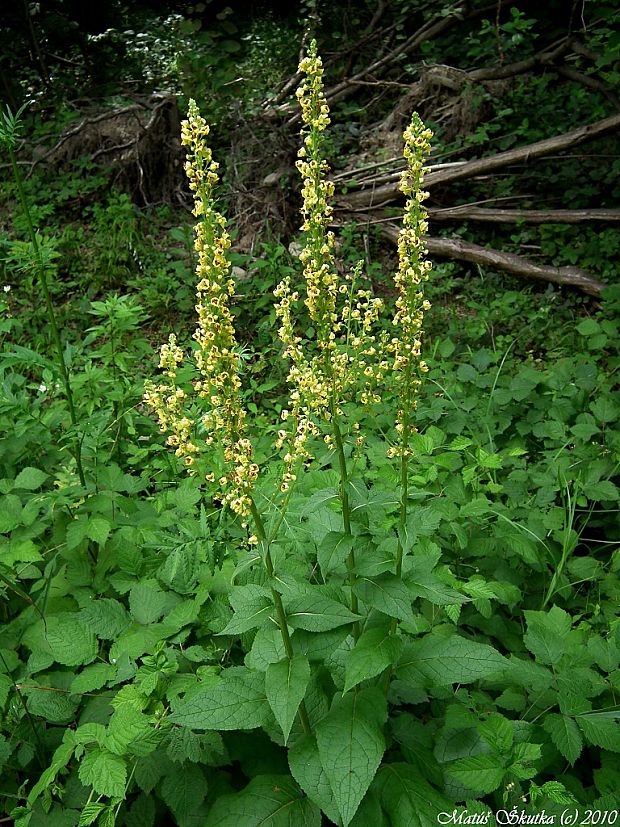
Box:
[389,112,433,437]
[144,99,257,516]
[273,41,390,472]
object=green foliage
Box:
[1,10,619,827]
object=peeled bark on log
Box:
[338,112,620,210]
[378,223,605,297]
[427,206,620,224]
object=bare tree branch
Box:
[467,37,571,81]
[338,112,620,209]
[377,222,605,297]
[556,65,620,110]
[427,206,620,224]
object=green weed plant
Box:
[0,42,619,827]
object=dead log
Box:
[427,206,620,224]
[378,223,605,297]
[338,112,620,210]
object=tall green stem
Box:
[249,499,311,735]
[395,364,412,579]
[7,146,85,487]
[330,403,360,638]
[384,368,413,695]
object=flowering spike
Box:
[294,40,339,345]
[273,41,388,468]
[388,112,433,447]
[145,99,257,515]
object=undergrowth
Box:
[0,39,619,827]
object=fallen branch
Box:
[556,66,620,110]
[338,112,620,209]
[282,6,469,124]
[377,223,605,297]
[29,103,145,169]
[468,37,571,81]
[427,206,620,224]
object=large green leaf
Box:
[86,516,111,547]
[0,538,42,566]
[79,599,132,640]
[71,663,115,694]
[404,548,467,606]
[446,754,505,795]
[78,802,107,826]
[166,728,223,764]
[45,613,98,667]
[169,669,269,730]
[406,505,443,537]
[397,633,507,688]
[316,687,386,827]
[78,748,127,798]
[288,734,341,825]
[246,627,286,670]
[109,624,166,661]
[542,714,583,764]
[207,775,320,826]
[577,714,620,752]
[161,764,207,827]
[129,580,168,625]
[24,684,78,723]
[343,627,403,693]
[266,655,310,743]
[106,706,155,756]
[284,593,360,632]
[523,607,574,665]
[220,584,273,635]
[405,573,467,606]
[13,466,48,490]
[354,575,415,623]
[0,494,23,532]
[158,544,200,594]
[373,763,453,827]
[317,532,356,578]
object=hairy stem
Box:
[249,499,311,735]
[395,364,412,579]
[330,403,360,638]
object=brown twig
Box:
[427,206,620,224]
[337,112,620,209]
[378,223,605,296]
[556,65,620,110]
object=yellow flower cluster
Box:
[144,100,257,516]
[144,334,199,461]
[145,50,434,516]
[274,41,387,471]
[294,42,338,343]
[388,113,433,452]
